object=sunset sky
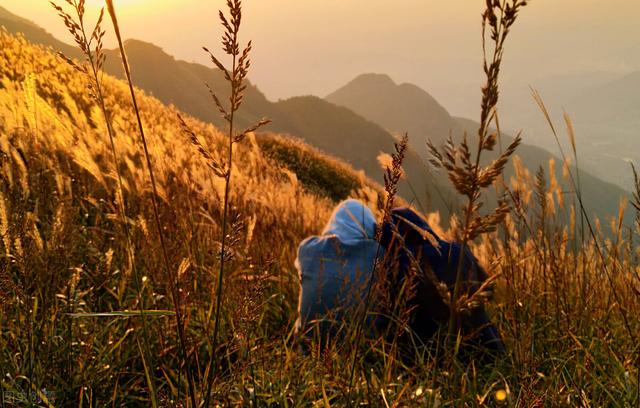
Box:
[2,0,639,117]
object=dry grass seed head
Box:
[377,133,408,240]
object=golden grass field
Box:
[0,1,639,404]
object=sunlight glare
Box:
[84,0,171,15]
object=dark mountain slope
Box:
[271,96,458,215]
[0,5,81,60]
[100,39,275,130]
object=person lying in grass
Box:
[295,199,504,360]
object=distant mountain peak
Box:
[346,73,396,86]
[327,73,450,114]
[121,38,170,55]
[326,73,455,151]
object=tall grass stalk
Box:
[633,163,640,401]
[177,1,270,405]
[104,1,197,406]
[50,0,158,404]
[346,133,408,398]
[563,113,588,305]
[427,0,525,351]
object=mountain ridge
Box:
[326,73,454,155]
[1,5,631,225]
[0,6,460,218]
[0,5,81,59]
[327,73,634,226]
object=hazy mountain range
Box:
[1,5,634,227]
[327,73,634,227]
[496,69,640,191]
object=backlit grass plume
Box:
[347,133,409,393]
[104,0,197,406]
[632,163,640,232]
[178,1,270,406]
[427,0,526,347]
[378,134,409,236]
[632,163,640,304]
[50,0,159,404]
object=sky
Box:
[2,0,639,117]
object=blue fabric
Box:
[380,207,504,356]
[380,208,487,289]
[295,199,381,340]
[295,203,504,358]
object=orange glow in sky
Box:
[1,0,639,117]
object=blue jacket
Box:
[380,207,504,356]
[295,199,381,340]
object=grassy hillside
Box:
[0,7,460,221]
[0,31,380,404]
[256,132,377,202]
[0,25,639,408]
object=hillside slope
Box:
[0,5,81,59]
[0,30,374,403]
[0,7,459,218]
[0,29,374,268]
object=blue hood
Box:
[296,199,381,340]
[321,199,377,241]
